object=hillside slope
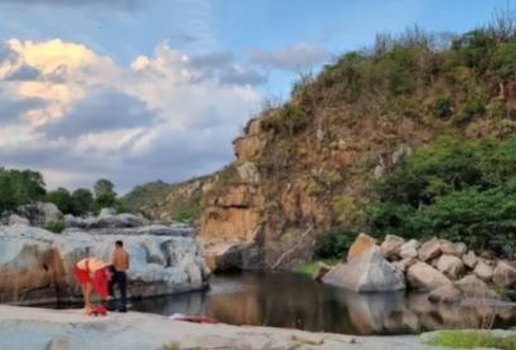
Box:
[129,23,516,270]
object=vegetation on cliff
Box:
[129,12,516,267]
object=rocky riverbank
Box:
[0,205,209,304]
[0,305,439,350]
[321,233,516,304]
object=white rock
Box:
[0,225,209,303]
[8,215,30,226]
[323,246,406,292]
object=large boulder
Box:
[202,242,262,271]
[462,251,478,269]
[0,225,210,304]
[8,215,30,226]
[347,233,378,261]
[400,239,419,259]
[493,261,516,287]
[436,255,464,280]
[380,234,405,260]
[455,275,499,299]
[3,202,63,227]
[440,240,467,257]
[418,238,442,262]
[407,262,452,291]
[473,260,493,282]
[323,246,405,292]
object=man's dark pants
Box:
[108,271,127,310]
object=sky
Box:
[0,0,511,193]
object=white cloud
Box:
[249,43,329,71]
[0,38,261,192]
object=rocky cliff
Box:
[130,26,516,271]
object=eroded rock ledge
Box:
[0,224,209,304]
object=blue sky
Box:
[0,0,511,192]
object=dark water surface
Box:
[129,272,516,335]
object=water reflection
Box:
[131,272,516,335]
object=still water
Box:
[130,272,516,335]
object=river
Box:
[129,271,516,335]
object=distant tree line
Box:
[0,167,121,215]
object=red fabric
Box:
[74,266,109,299]
[74,266,90,285]
[87,305,108,316]
[91,268,109,298]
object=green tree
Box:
[46,187,74,214]
[94,179,117,210]
[72,188,94,215]
[0,168,46,213]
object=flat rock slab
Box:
[0,305,440,350]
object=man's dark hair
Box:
[115,240,123,248]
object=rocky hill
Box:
[127,22,516,270]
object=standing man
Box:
[109,240,130,312]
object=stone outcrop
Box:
[0,225,209,304]
[322,246,405,292]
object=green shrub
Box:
[369,136,516,251]
[44,221,65,234]
[315,228,359,259]
[434,95,453,118]
[421,330,516,349]
[456,96,486,124]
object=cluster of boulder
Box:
[0,204,209,305]
[321,233,516,304]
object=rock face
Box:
[323,246,405,292]
[407,262,451,291]
[0,225,209,304]
[347,233,377,261]
[380,234,405,260]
